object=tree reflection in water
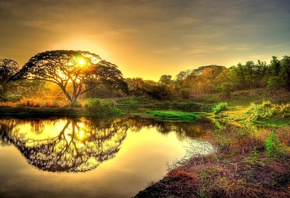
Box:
[0,118,129,172]
[0,116,214,173]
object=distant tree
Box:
[267,76,285,90]
[255,60,271,88]
[159,75,172,85]
[0,59,19,96]
[180,89,190,99]
[220,82,233,99]
[9,50,129,105]
[145,84,173,100]
[280,55,290,90]
[175,71,187,83]
[126,77,145,96]
[270,56,281,76]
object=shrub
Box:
[85,98,120,116]
[212,102,228,115]
[267,76,285,90]
[245,101,290,121]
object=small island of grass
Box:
[145,110,201,122]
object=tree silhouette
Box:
[0,59,19,96]
[9,50,129,105]
[0,118,129,172]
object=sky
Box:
[1,0,290,81]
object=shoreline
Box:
[1,104,289,197]
[134,152,290,198]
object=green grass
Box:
[253,117,290,127]
[145,110,200,122]
[212,102,228,114]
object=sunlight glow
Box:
[79,130,85,140]
[77,58,86,67]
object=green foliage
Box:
[265,131,280,155]
[146,85,173,100]
[219,82,233,99]
[146,110,200,122]
[267,76,285,90]
[212,102,228,114]
[0,94,22,102]
[245,101,290,122]
[180,89,190,99]
[85,98,121,116]
[6,94,22,102]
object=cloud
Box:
[1,0,290,79]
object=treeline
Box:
[1,55,290,101]
[124,55,290,100]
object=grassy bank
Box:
[135,123,290,198]
[145,110,202,122]
[0,98,123,118]
[134,100,290,198]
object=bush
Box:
[244,101,290,121]
[85,98,121,116]
[267,76,285,90]
[212,102,228,114]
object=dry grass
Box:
[0,96,68,108]
[135,123,290,198]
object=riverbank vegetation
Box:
[135,106,290,197]
[1,54,290,197]
[145,110,201,122]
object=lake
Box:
[0,115,214,198]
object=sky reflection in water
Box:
[0,116,214,198]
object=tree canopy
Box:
[0,59,19,96]
[9,50,129,104]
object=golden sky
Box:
[1,0,290,81]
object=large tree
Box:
[0,59,19,96]
[9,50,129,104]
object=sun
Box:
[77,58,86,67]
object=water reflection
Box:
[0,116,214,173]
[0,118,129,172]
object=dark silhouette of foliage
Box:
[280,55,290,90]
[0,59,19,96]
[0,118,129,172]
[9,50,129,105]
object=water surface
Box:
[0,116,214,198]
